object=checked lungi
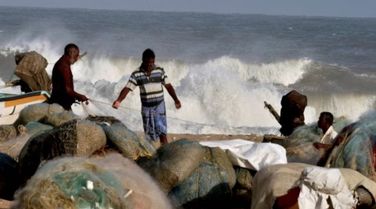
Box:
[141,101,167,141]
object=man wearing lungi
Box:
[112,48,181,145]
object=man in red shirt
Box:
[49,43,88,110]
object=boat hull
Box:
[0,91,50,125]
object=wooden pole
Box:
[264,101,281,125]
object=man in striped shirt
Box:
[112,48,181,145]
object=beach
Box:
[0,6,376,209]
[1,7,375,136]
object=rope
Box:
[80,102,94,117]
[88,99,219,127]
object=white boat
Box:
[0,91,50,125]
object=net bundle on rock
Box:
[18,119,106,185]
[140,139,237,209]
[86,116,156,160]
[169,147,236,209]
[13,153,172,209]
[330,111,376,180]
[14,103,65,127]
[251,163,376,209]
[285,117,350,165]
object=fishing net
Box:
[251,163,376,209]
[24,121,53,136]
[0,122,52,161]
[0,134,29,160]
[286,116,350,145]
[285,117,351,165]
[330,111,376,181]
[0,125,17,142]
[18,119,106,184]
[13,153,173,209]
[139,139,206,192]
[232,167,254,208]
[14,51,51,92]
[40,111,80,127]
[87,116,156,160]
[234,167,253,191]
[14,103,65,127]
[169,147,236,209]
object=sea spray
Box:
[1,8,375,135]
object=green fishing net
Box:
[53,170,128,209]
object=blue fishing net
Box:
[287,117,350,147]
[284,117,351,165]
[331,111,376,180]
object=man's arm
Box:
[112,87,131,109]
[164,83,181,109]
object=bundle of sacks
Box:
[254,110,376,209]
[251,163,376,209]
[139,139,237,209]
[280,110,376,181]
[139,139,287,209]
[0,103,157,202]
[3,102,375,209]
[263,116,351,166]
[1,103,276,209]
[0,104,262,208]
[13,153,172,209]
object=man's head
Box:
[64,43,80,64]
[318,112,334,132]
[142,48,155,72]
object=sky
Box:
[0,0,375,18]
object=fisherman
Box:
[49,43,88,110]
[112,48,181,145]
[313,111,338,150]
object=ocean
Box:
[0,6,375,135]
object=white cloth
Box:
[298,167,357,209]
[320,126,338,144]
[199,139,287,170]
